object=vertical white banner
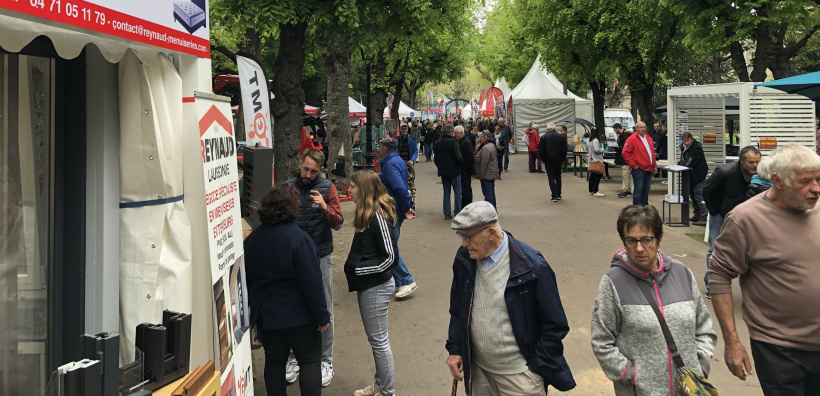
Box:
[237,53,272,149]
[196,94,254,396]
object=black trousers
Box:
[544,161,563,198]
[261,323,322,396]
[589,172,603,193]
[497,150,504,177]
[461,172,473,207]
[751,339,820,395]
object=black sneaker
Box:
[557,196,562,200]
[551,197,558,202]
[617,191,631,198]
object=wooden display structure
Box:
[154,362,220,396]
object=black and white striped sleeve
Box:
[354,213,399,276]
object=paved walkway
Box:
[253,153,762,395]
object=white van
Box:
[603,108,635,142]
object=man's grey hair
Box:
[480,130,493,140]
[767,145,820,186]
[443,123,455,135]
[532,123,540,131]
[547,122,556,131]
[379,137,398,152]
[454,125,465,134]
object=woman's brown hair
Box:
[257,184,300,224]
[350,170,397,232]
[616,205,664,241]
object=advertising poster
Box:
[1,0,210,57]
[492,88,506,119]
[196,94,254,396]
[237,53,272,149]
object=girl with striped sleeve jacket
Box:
[344,170,400,396]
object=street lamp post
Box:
[363,63,375,170]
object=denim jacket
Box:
[445,232,576,394]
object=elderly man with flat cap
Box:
[445,202,576,395]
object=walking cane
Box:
[451,378,458,396]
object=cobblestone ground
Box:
[253,153,762,396]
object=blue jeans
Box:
[480,179,496,208]
[504,146,510,170]
[630,168,653,206]
[442,175,462,216]
[425,142,434,161]
[390,217,415,287]
[704,214,725,292]
[358,278,396,396]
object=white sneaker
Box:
[285,354,299,384]
[395,282,418,299]
[593,192,606,197]
[353,382,381,396]
[321,362,334,387]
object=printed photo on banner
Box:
[229,257,250,346]
[213,277,234,372]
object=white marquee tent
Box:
[349,97,367,124]
[509,55,575,152]
[543,66,594,123]
[384,101,420,118]
[496,77,512,99]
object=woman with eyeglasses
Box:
[590,205,717,395]
[344,170,400,396]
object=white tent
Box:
[543,68,594,123]
[349,97,367,124]
[461,103,473,119]
[496,77,512,99]
[509,55,576,152]
[384,101,420,118]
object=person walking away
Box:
[455,126,475,207]
[467,124,478,148]
[701,146,760,298]
[588,128,606,197]
[493,125,508,179]
[591,205,716,395]
[434,123,464,220]
[244,184,330,396]
[377,138,418,299]
[538,122,568,202]
[475,131,500,208]
[284,149,344,386]
[525,123,544,173]
[345,170,401,396]
[613,123,633,199]
[621,122,656,206]
[709,145,820,395]
[446,202,576,395]
[677,132,708,226]
[498,117,512,172]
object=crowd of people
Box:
[243,117,820,395]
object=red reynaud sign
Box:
[1,0,210,58]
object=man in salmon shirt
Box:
[621,122,657,206]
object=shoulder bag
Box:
[636,279,719,396]
[589,161,606,175]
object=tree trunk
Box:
[589,80,607,134]
[390,83,404,124]
[711,52,723,84]
[271,22,307,184]
[729,41,750,82]
[406,81,419,113]
[750,21,773,82]
[321,34,353,182]
[630,86,655,127]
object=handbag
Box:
[636,280,719,396]
[589,161,606,175]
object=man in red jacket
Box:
[621,122,657,206]
[525,122,544,173]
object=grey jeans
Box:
[690,181,708,220]
[358,278,396,395]
[320,255,333,365]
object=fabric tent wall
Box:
[513,99,575,152]
[118,50,193,354]
[575,100,594,124]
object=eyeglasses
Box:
[622,236,657,247]
[455,226,490,242]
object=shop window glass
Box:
[0,53,53,396]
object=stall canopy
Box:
[496,77,512,99]
[757,70,820,100]
[461,103,473,119]
[384,101,419,118]
[509,55,575,152]
[304,105,320,116]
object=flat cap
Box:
[451,201,498,230]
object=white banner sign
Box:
[237,53,272,149]
[196,95,254,396]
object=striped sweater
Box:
[344,213,399,292]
